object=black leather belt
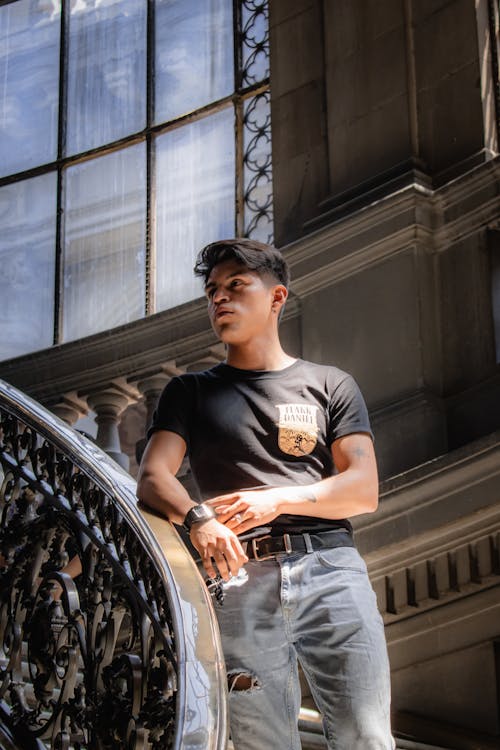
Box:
[244,529,355,561]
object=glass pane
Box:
[0,0,60,178]
[241,0,270,88]
[155,0,233,124]
[62,144,146,341]
[0,173,56,361]
[66,0,146,155]
[244,91,273,242]
[155,109,235,309]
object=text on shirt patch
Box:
[275,403,319,456]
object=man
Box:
[137,239,393,749]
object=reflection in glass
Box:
[0,1,60,178]
[155,109,235,310]
[62,144,146,341]
[66,0,146,155]
[0,174,56,360]
[244,92,273,242]
[155,0,233,124]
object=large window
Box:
[0,0,272,360]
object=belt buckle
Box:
[251,535,272,560]
[251,533,292,560]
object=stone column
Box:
[85,383,137,471]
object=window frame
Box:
[0,0,272,350]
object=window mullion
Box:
[146,0,155,315]
[235,98,245,238]
[54,0,69,345]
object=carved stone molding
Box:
[355,431,500,554]
[374,524,500,623]
[352,431,500,627]
[285,156,500,298]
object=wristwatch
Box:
[182,503,216,532]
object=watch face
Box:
[184,504,215,530]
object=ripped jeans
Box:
[212,546,394,750]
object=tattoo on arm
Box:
[300,490,317,503]
[349,445,368,459]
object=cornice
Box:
[285,183,436,297]
[281,157,500,297]
[0,290,302,402]
[290,229,422,298]
[0,298,208,400]
[355,430,500,553]
[433,156,500,248]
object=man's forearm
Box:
[278,469,378,519]
[208,469,378,536]
[136,470,197,525]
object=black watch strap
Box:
[182,504,216,532]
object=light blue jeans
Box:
[213,545,394,750]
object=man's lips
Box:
[215,308,233,320]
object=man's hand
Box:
[189,518,248,580]
[206,488,282,535]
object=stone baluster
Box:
[48,393,88,427]
[85,382,138,471]
[134,364,182,465]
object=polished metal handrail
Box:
[0,378,228,750]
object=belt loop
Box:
[283,533,292,554]
[303,533,314,554]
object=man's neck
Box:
[225,341,296,372]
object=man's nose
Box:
[212,287,229,303]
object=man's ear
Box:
[272,284,288,313]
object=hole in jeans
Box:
[228,671,261,692]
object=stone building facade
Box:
[1,1,499,746]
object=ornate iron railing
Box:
[0,378,228,750]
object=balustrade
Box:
[0,378,228,750]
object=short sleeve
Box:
[326,374,373,445]
[147,376,193,448]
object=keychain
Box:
[206,574,225,605]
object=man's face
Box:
[205,258,282,345]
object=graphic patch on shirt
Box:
[276,403,319,456]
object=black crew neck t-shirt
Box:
[148,358,373,536]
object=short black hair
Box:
[194,238,290,288]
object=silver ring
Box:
[234,513,243,523]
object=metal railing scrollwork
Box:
[0,379,228,750]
